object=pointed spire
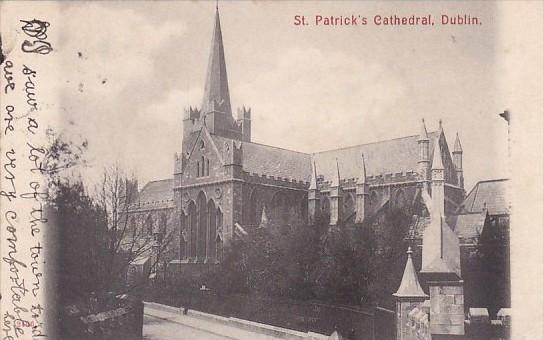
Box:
[331,158,341,187]
[431,138,444,170]
[201,6,232,115]
[394,247,426,297]
[418,118,429,141]
[438,119,443,132]
[454,132,462,153]
[259,206,269,229]
[309,160,318,190]
[357,153,367,184]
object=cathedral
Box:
[125,7,467,272]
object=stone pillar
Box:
[329,159,342,226]
[428,280,465,339]
[308,160,320,225]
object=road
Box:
[143,314,232,340]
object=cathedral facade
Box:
[125,8,466,271]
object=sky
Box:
[1,1,510,191]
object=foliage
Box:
[197,203,413,309]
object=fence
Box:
[149,289,395,340]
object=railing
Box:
[148,289,395,340]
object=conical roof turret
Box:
[394,247,427,298]
[454,133,462,153]
[431,137,444,170]
[357,153,367,184]
[418,118,429,141]
[331,158,341,187]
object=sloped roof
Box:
[133,179,174,208]
[312,131,440,182]
[447,213,487,241]
[408,212,487,244]
[242,141,312,182]
[460,179,509,215]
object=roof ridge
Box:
[312,130,440,155]
[477,178,509,184]
[245,140,311,155]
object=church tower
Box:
[183,6,246,141]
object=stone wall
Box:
[428,281,464,336]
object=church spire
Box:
[201,6,232,115]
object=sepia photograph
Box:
[0,1,542,340]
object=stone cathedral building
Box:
[125,8,467,273]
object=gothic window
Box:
[208,200,217,259]
[188,201,197,258]
[249,189,261,225]
[271,191,289,227]
[197,161,200,177]
[393,189,407,212]
[343,193,355,219]
[370,191,379,210]
[321,196,331,224]
[197,191,207,259]
[145,215,153,235]
[216,235,223,262]
[206,159,210,176]
[180,233,187,260]
[201,156,205,176]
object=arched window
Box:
[343,193,355,220]
[271,191,289,227]
[206,159,210,176]
[249,189,261,225]
[216,235,223,262]
[321,196,331,224]
[197,161,200,177]
[145,215,153,235]
[197,191,207,259]
[180,233,187,260]
[208,200,217,259]
[201,156,205,176]
[370,191,379,210]
[159,214,167,242]
[393,189,407,212]
[188,201,197,258]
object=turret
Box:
[431,137,445,218]
[393,247,428,340]
[355,154,370,223]
[308,160,320,225]
[417,119,431,186]
[453,132,464,189]
[237,106,252,142]
[329,158,343,226]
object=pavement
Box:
[143,305,288,340]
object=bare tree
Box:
[95,165,173,294]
